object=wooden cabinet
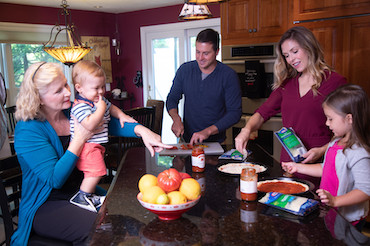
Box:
[221,0,289,45]
[297,15,370,96]
[293,0,370,22]
[296,20,344,74]
[342,15,370,95]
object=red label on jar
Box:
[192,147,205,172]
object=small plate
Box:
[257,177,314,195]
[217,162,267,175]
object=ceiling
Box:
[0,0,184,14]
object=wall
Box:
[0,3,220,109]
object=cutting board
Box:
[159,142,224,156]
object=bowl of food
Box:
[137,193,201,220]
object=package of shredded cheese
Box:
[218,149,251,161]
[274,127,307,162]
[259,192,319,216]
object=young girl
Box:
[282,84,370,228]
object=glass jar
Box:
[240,167,257,201]
[240,200,257,232]
[192,147,205,172]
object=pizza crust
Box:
[218,163,267,174]
[257,179,309,194]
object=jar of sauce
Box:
[192,147,205,172]
[240,167,257,201]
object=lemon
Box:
[138,174,157,193]
[142,186,165,204]
[167,191,187,205]
[179,178,201,200]
[156,193,170,204]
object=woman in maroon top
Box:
[235,26,347,164]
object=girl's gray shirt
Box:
[322,139,370,222]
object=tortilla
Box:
[218,163,267,175]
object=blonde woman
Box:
[235,26,347,164]
[12,62,170,245]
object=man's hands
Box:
[189,125,217,145]
[171,117,184,138]
[190,129,210,145]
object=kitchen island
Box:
[88,143,369,245]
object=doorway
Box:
[141,18,220,144]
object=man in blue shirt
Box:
[166,29,242,144]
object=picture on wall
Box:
[81,36,113,83]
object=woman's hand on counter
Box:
[134,125,172,156]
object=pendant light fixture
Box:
[43,0,91,66]
[178,3,212,21]
[185,0,227,4]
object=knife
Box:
[179,135,186,143]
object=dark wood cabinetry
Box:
[221,0,289,45]
[293,0,370,21]
[296,15,370,95]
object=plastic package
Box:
[274,127,307,162]
[259,192,319,216]
[218,149,251,161]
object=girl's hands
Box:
[281,162,298,174]
[316,189,336,207]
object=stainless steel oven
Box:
[223,43,283,161]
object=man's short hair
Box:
[196,28,220,52]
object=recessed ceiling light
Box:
[94,5,103,9]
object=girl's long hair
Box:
[273,26,331,94]
[323,84,370,153]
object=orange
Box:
[142,186,165,204]
[179,178,201,200]
[156,193,170,205]
[138,174,157,193]
[167,191,187,205]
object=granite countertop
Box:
[88,143,369,246]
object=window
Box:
[0,22,69,106]
[10,43,60,88]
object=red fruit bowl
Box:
[137,193,201,220]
